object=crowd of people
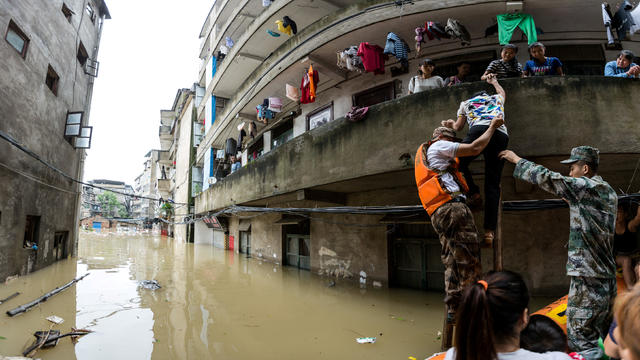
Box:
[415,44,639,360]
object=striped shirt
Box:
[485,59,523,78]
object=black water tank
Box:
[225,138,237,155]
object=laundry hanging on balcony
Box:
[383,32,411,70]
[300,65,319,104]
[262,0,273,7]
[219,45,229,55]
[256,99,275,123]
[632,3,640,34]
[268,97,283,112]
[267,29,280,37]
[225,36,234,48]
[276,16,298,36]
[357,42,386,75]
[415,21,450,53]
[445,19,471,45]
[336,45,364,72]
[611,1,637,40]
[286,83,300,101]
[496,13,538,45]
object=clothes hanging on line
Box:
[426,21,450,40]
[611,0,636,40]
[300,67,319,104]
[237,129,246,152]
[268,97,283,112]
[602,3,615,44]
[282,16,297,35]
[286,83,300,101]
[630,3,640,34]
[256,103,274,121]
[496,13,538,45]
[445,18,471,45]
[383,32,410,72]
[276,20,293,36]
[225,36,234,48]
[267,29,280,37]
[337,46,364,72]
[220,45,229,55]
[262,0,273,6]
[357,42,386,75]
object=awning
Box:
[273,215,307,225]
[239,219,251,231]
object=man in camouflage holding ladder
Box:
[500,146,617,359]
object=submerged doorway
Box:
[239,231,251,257]
[281,219,310,271]
[388,223,444,291]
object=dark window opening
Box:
[86,3,96,23]
[23,215,40,249]
[61,3,73,22]
[353,82,396,107]
[545,44,606,76]
[306,102,334,131]
[77,42,88,66]
[432,50,497,83]
[45,65,59,95]
[5,20,29,58]
[53,231,69,260]
[247,136,263,162]
[271,118,293,149]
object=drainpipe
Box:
[187,103,196,243]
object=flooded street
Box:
[1,232,448,359]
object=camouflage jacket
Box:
[514,160,617,278]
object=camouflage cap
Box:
[560,146,600,166]
[432,126,456,141]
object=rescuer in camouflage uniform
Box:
[500,146,617,360]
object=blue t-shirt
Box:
[524,57,563,76]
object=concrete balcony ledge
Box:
[157,179,170,193]
[196,76,640,213]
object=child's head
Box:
[614,283,640,360]
[520,314,567,353]
[528,42,546,60]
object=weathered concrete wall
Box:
[0,0,106,281]
[194,220,213,246]
[197,76,640,213]
[173,97,193,243]
[310,214,387,285]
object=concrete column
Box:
[263,131,272,153]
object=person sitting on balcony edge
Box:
[442,75,509,247]
[523,42,564,77]
[408,58,443,94]
[444,62,471,87]
[481,44,523,80]
[604,50,640,78]
[414,115,504,323]
[230,154,241,173]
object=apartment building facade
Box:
[190,0,640,295]
[0,0,109,281]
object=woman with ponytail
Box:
[444,271,571,360]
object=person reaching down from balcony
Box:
[523,42,563,76]
[414,115,504,323]
[614,200,640,289]
[445,271,572,360]
[442,75,508,247]
[499,146,617,360]
[604,50,640,78]
[443,62,471,87]
[481,44,523,80]
[408,59,443,94]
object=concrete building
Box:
[189,1,640,295]
[0,0,109,281]
[134,150,161,228]
[80,179,134,219]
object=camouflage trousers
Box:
[431,201,482,315]
[567,276,616,360]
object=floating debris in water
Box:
[356,337,376,344]
[139,280,161,290]
[46,315,64,324]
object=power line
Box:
[0,129,189,205]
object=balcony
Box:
[196,76,640,213]
[157,179,171,194]
[157,150,171,166]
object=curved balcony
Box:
[196,76,640,213]
[195,0,612,163]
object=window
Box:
[5,20,29,58]
[45,65,59,95]
[352,82,396,108]
[545,45,605,75]
[61,3,73,22]
[306,103,334,131]
[77,42,88,66]
[23,215,40,249]
[53,231,69,259]
[247,136,264,162]
[271,118,293,149]
[85,3,96,23]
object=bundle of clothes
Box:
[415,18,471,52]
[256,97,283,124]
[602,1,640,48]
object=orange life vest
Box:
[415,141,469,216]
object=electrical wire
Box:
[0,129,189,205]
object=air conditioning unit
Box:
[207,177,217,185]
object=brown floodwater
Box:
[1,232,452,359]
